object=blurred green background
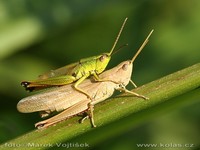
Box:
[0,0,199,149]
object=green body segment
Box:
[28,75,76,86]
[74,53,111,78]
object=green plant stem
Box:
[1,63,200,150]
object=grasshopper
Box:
[17,30,153,128]
[21,18,128,99]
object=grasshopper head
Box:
[116,60,133,86]
[99,60,133,86]
[96,53,111,74]
[95,18,128,74]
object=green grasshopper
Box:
[21,18,128,99]
[17,30,153,128]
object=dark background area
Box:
[0,0,199,149]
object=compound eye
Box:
[72,72,76,77]
[122,64,128,70]
[99,54,107,62]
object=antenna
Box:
[109,17,128,55]
[131,29,154,63]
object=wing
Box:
[38,62,78,79]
